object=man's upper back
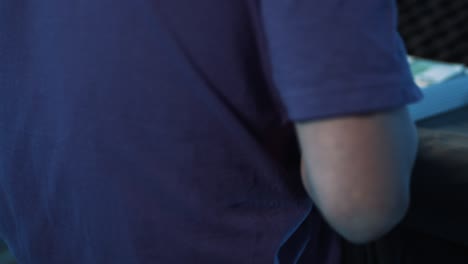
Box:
[0,0,421,263]
[0,1,320,263]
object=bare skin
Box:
[296,107,418,244]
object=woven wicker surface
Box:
[398,0,468,65]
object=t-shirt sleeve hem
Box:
[283,82,424,122]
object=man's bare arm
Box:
[296,107,418,244]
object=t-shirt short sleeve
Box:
[260,0,423,122]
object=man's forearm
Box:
[296,108,418,244]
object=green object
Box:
[408,56,466,88]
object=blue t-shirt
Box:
[0,0,422,263]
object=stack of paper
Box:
[408,56,465,87]
[407,56,468,121]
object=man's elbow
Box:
[322,194,410,244]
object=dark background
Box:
[398,0,468,65]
